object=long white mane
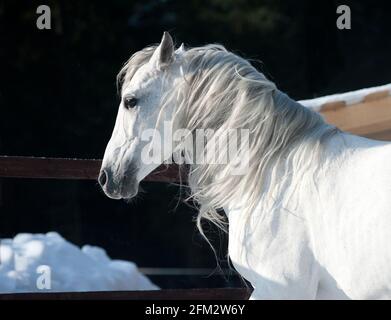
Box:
[118,44,339,237]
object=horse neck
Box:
[224,95,339,217]
[177,72,339,221]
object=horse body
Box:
[99,32,391,299]
[227,133,391,299]
[312,135,391,299]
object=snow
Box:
[0,232,158,293]
[299,83,391,111]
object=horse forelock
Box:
[116,45,158,95]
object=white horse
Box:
[99,32,391,299]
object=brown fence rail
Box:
[0,288,252,300]
[0,156,184,182]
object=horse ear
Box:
[176,43,185,54]
[153,31,174,68]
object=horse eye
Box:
[124,97,138,109]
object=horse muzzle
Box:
[98,166,139,200]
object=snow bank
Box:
[299,83,391,111]
[0,232,158,293]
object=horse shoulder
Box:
[227,205,319,299]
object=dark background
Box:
[0,0,390,288]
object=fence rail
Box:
[0,155,184,182]
[0,288,251,300]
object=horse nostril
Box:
[98,170,107,187]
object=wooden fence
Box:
[0,155,183,182]
[0,155,250,300]
[0,288,252,300]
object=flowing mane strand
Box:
[118,43,339,238]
